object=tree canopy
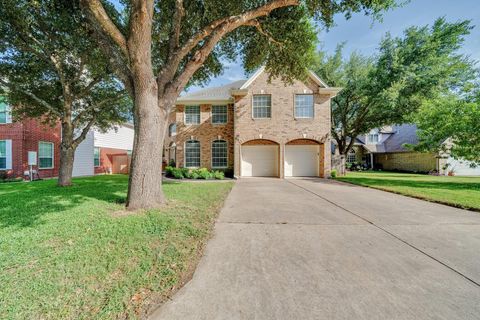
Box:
[0,0,131,185]
[314,17,476,157]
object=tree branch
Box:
[244,20,283,46]
[73,115,96,148]
[0,78,61,117]
[169,0,185,54]
[158,0,299,94]
[80,0,128,58]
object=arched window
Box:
[347,149,356,163]
[185,140,200,168]
[168,123,176,137]
[212,140,227,168]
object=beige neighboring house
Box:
[164,67,341,178]
[342,123,480,176]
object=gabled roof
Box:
[177,80,246,104]
[176,68,341,104]
[239,66,330,89]
[356,124,419,153]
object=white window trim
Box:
[211,140,228,169]
[38,141,54,169]
[0,140,12,170]
[184,140,201,168]
[211,105,228,125]
[94,147,101,167]
[184,105,201,125]
[294,94,315,119]
[252,94,272,119]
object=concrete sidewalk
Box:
[150,178,480,320]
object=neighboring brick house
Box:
[164,67,341,178]
[0,98,61,179]
[342,123,480,176]
[0,96,134,179]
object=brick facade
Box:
[0,118,60,179]
[94,147,131,174]
[375,152,437,173]
[166,104,235,170]
[233,72,331,178]
[165,71,333,178]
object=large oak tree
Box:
[80,0,396,210]
[0,0,130,186]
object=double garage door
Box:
[241,144,319,177]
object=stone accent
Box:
[233,72,331,178]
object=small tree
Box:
[0,0,130,186]
[314,18,475,172]
[80,0,397,210]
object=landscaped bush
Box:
[164,166,226,180]
[330,169,337,178]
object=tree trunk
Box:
[58,145,75,186]
[126,87,167,210]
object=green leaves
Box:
[314,17,476,155]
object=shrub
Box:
[213,170,225,180]
[330,169,337,178]
[172,168,184,179]
[168,159,176,167]
[197,168,212,179]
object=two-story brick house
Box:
[164,68,340,178]
[0,95,134,179]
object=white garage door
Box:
[285,145,319,177]
[241,145,278,177]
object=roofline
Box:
[175,99,234,105]
[239,67,331,90]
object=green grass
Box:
[336,171,480,211]
[0,175,233,319]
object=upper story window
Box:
[94,147,100,167]
[0,99,12,124]
[367,131,379,144]
[185,140,200,168]
[252,95,271,119]
[211,140,228,168]
[38,141,54,169]
[169,123,177,137]
[185,106,200,125]
[212,105,228,124]
[295,94,314,118]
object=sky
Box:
[189,0,480,91]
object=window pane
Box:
[40,158,53,168]
[185,140,200,167]
[39,142,53,168]
[295,95,314,118]
[0,140,5,169]
[0,141,5,157]
[185,106,200,124]
[0,101,6,112]
[212,140,227,168]
[0,101,9,124]
[0,112,6,124]
[169,123,176,136]
[212,105,227,124]
[94,147,100,167]
[252,95,271,118]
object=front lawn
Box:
[0,175,233,319]
[336,171,480,211]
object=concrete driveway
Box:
[150,178,480,320]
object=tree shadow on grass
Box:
[0,175,129,229]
